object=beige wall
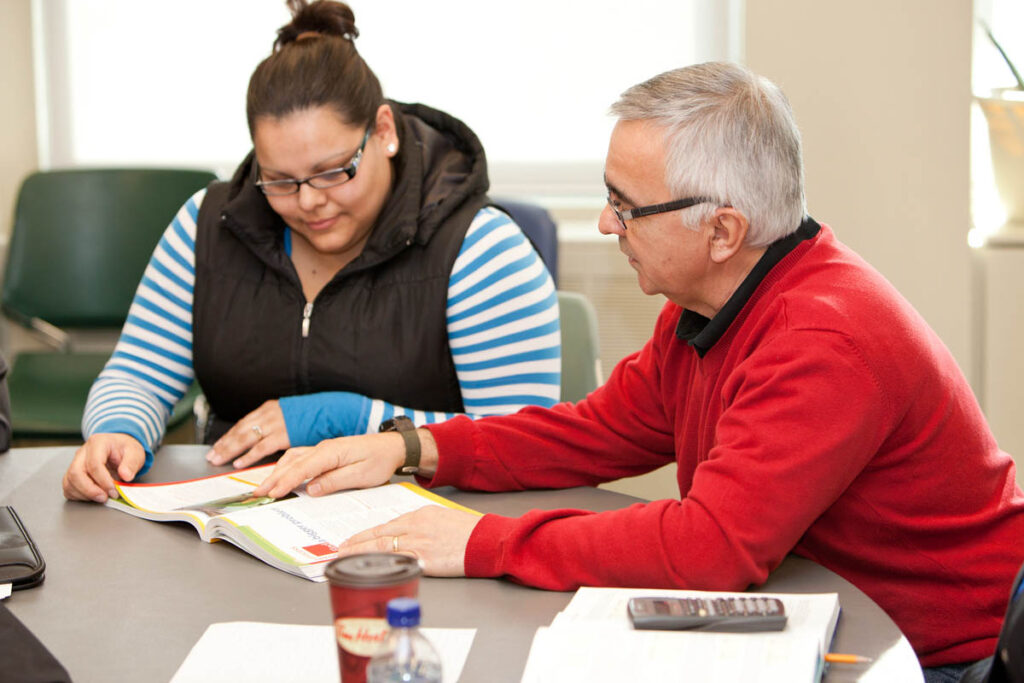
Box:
[745,0,975,379]
[602,1,976,502]
[1,0,38,242]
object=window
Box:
[33,0,739,198]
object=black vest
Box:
[192,103,489,441]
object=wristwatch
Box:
[378,415,421,475]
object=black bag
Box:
[0,603,72,682]
[0,507,69,681]
[0,506,46,589]
[962,561,1024,683]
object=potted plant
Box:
[977,23,1024,226]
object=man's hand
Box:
[252,432,408,499]
[206,400,289,468]
[336,506,480,577]
[63,433,147,503]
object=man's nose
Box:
[598,203,625,236]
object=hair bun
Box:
[275,0,359,51]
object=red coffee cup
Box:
[326,553,422,683]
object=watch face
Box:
[378,415,414,433]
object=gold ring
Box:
[392,535,400,553]
[251,424,263,440]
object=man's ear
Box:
[708,207,750,264]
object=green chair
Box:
[2,168,217,439]
[557,291,603,402]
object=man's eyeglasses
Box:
[608,194,715,230]
[256,127,372,196]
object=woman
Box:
[62,0,560,503]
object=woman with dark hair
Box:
[62,0,561,503]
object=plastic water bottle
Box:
[366,598,443,683]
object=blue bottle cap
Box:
[386,597,422,628]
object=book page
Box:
[110,464,279,528]
[209,483,462,579]
[520,623,819,683]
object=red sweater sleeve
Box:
[427,321,892,592]
[426,309,681,492]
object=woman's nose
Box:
[296,182,327,211]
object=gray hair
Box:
[610,62,806,247]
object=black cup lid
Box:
[325,553,422,587]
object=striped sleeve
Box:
[280,206,561,443]
[81,190,203,472]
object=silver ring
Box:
[251,424,264,440]
[392,535,400,553]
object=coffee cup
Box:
[325,553,422,683]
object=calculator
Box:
[627,596,788,632]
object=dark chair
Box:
[557,291,602,402]
[961,560,1024,683]
[492,197,559,285]
[2,168,216,439]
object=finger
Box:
[63,448,109,502]
[338,514,414,548]
[233,432,288,470]
[210,401,286,465]
[67,447,118,503]
[336,531,400,557]
[85,451,120,500]
[114,443,146,483]
[207,423,262,465]
[341,523,389,547]
[306,457,388,496]
[252,447,315,497]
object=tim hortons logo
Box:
[335,617,390,656]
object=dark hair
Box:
[246,0,383,135]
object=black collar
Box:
[675,217,821,356]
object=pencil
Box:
[824,654,874,664]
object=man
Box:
[255,62,1024,679]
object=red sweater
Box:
[424,224,1024,666]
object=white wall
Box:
[745,0,975,380]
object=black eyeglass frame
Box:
[608,195,716,230]
[255,127,373,196]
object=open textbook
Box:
[105,464,476,581]
[521,587,841,683]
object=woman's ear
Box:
[708,207,751,264]
[374,104,398,157]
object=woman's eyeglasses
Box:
[256,127,372,196]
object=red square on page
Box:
[303,543,337,557]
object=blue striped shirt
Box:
[83,190,561,471]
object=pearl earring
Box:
[387,143,397,154]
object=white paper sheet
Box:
[519,587,842,683]
[171,622,475,683]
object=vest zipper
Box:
[302,302,313,338]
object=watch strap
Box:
[378,416,421,475]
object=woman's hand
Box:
[206,400,289,468]
[252,432,408,499]
[336,506,480,577]
[63,433,147,503]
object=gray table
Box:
[0,445,922,682]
